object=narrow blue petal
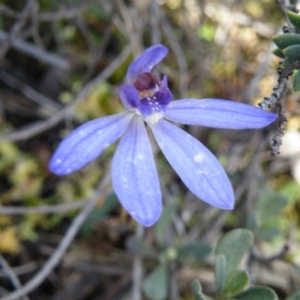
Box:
[119,84,140,110]
[126,44,168,84]
[164,99,277,129]
[150,119,234,210]
[49,112,133,175]
[112,115,161,227]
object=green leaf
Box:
[286,289,300,300]
[281,57,298,68]
[215,229,253,274]
[255,189,287,223]
[142,264,168,300]
[126,235,157,258]
[234,287,278,300]
[283,45,300,60]
[155,202,178,246]
[86,194,118,221]
[191,279,211,300]
[272,48,285,58]
[250,188,287,241]
[293,69,300,92]
[256,227,280,242]
[177,242,211,262]
[273,34,300,50]
[279,180,300,204]
[246,211,258,231]
[215,254,227,293]
[81,194,118,236]
[224,270,249,296]
[287,11,300,31]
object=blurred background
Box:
[1,0,300,299]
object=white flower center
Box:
[145,112,164,124]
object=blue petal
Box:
[49,112,133,175]
[112,115,161,226]
[126,44,168,84]
[150,119,234,209]
[119,84,140,110]
[164,99,277,129]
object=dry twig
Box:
[0,0,34,60]
[0,255,29,300]
[0,177,107,300]
[0,45,131,142]
[0,199,87,215]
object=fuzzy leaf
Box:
[142,265,168,300]
[287,11,300,31]
[273,34,300,50]
[281,57,297,68]
[272,48,285,58]
[224,270,249,296]
[177,242,211,262]
[126,236,157,258]
[155,202,178,246]
[256,227,280,242]
[283,45,300,60]
[234,287,278,300]
[191,280,211,300]
[215,254,227,293]
[215,229,253,274]
[255,188,287,223]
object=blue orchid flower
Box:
[49,44,277,227]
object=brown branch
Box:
[0,0,34,60]
[0,178,107,300]
[0,70,62,113]
[0,45,131,142]
[0,199,87,215]
[0,30,70,69]
[0,255,29,300]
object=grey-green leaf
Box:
[281,57,298,68]
[142,265,168,300]
[215,229,253,274]
[255,227,280,242]
[287,11,300,31]
[286,289,300,300]
[272,48,285,58]
[293,69,300,93]
[224,270,249,296]
[215,254,227,293]
[177,242,212,262]
[155,202,178,246]
[273,34,300,50]
[126,235,157,258]
[191,280,211,300]
[234,287,278,300]
[283,45,300,60]
[255,188,287,224]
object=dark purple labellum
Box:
[133,72,160,91]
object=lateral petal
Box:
[126,44,168,84]
[119,84,140,110]
[112,115,162,227]
[151,119,234,209]
[164,99,277,129]
[49,112,133,175]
